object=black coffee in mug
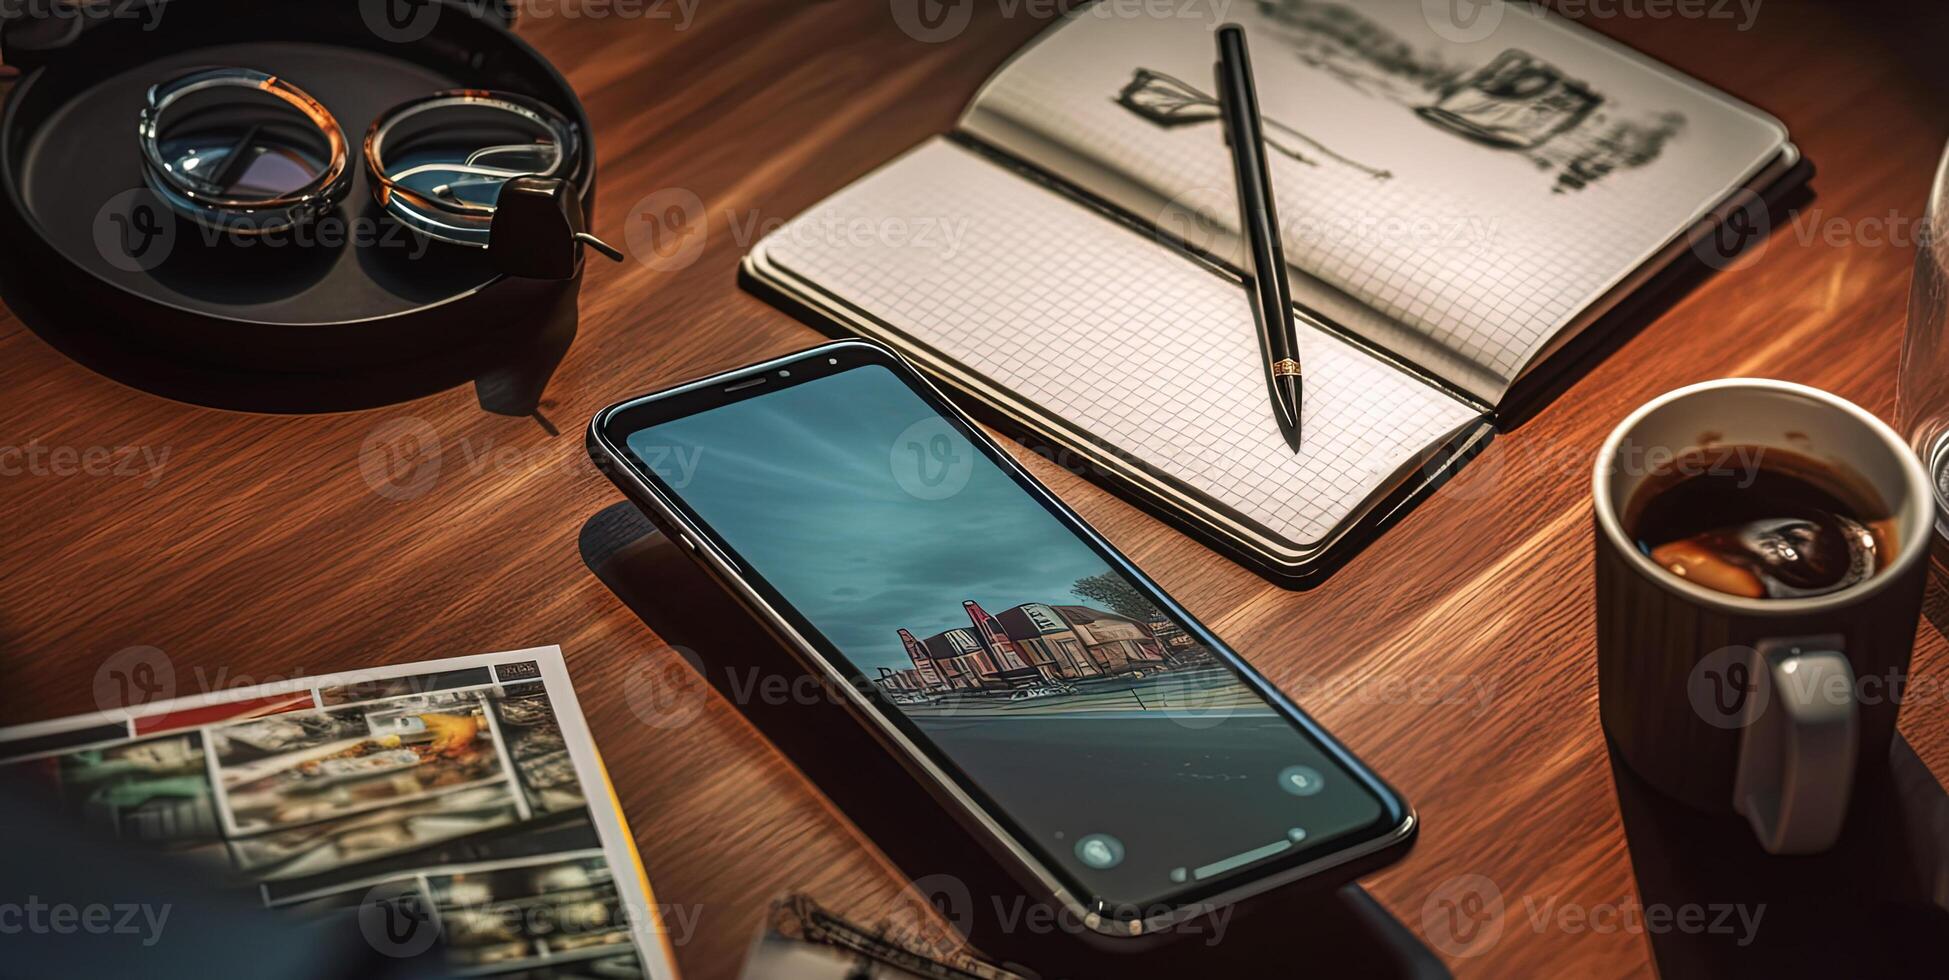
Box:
[1595,381,1932,855]
[1624,447,1898,600]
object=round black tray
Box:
[0,0,595,374]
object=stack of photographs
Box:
[0,647,679,980]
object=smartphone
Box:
[588,340,1414,939]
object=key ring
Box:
[365,89,577,249]
[364,88,621,278]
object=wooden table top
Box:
[5,2,1949,977]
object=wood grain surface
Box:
[5,1,1949,977]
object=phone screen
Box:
[617,360,1398,917]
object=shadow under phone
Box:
[579,500,1448,978]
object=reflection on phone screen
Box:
[624,364,1388,913]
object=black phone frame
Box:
[588,338,1417,939]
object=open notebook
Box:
[743,2,1801,586]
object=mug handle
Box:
[1732,635,1858,855]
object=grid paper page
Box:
[963,2,1785,400]
[759,140,1480,547]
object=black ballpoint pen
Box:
[1215,23,1303,452]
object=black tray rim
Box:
[0,0,597,332]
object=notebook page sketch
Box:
[961,1,1785,402]
[758,139,1480,546]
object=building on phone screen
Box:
[879,599,1184,697]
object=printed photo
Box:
[495,689,588,814]
[228,783,522,878]
[0,652,674,979]
[14,732,223,851]
[213,690,508,836]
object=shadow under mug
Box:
[1593,379,1933,854]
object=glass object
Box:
[364,90,582,250]
[138,68,351,235]
[1896,140,1949,540]
[137,70,615,277]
